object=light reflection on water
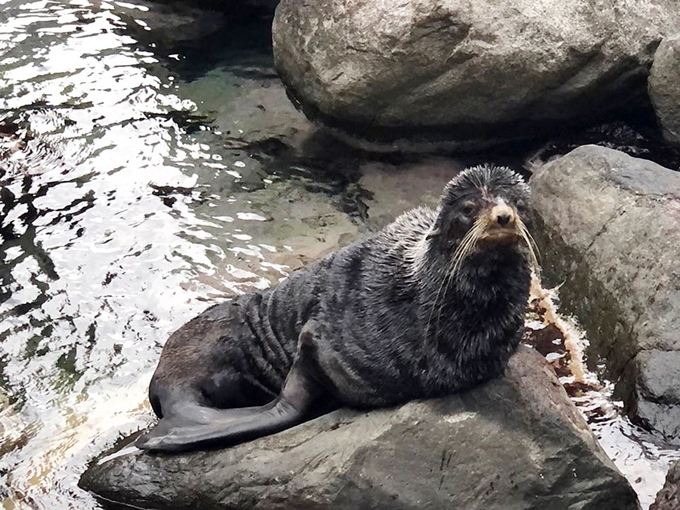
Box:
[0,0,308,507]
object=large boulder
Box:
[651,461,680,510]
[530,145,680,439]
[79,348,639,510]
[649,35,680,146]
[272,0,680,151]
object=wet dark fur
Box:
[139,164,533,452]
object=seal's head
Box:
[429,164,537,272]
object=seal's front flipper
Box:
[136,327,330,453]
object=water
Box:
[0,1,678,509]
[0,1,332,506]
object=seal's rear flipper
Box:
[136,327,328,453]
[136,397,301,453]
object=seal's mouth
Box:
[479,229,521,244]
[449,199,539,274]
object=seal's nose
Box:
[490,201,516,229]
[496,213,511,226]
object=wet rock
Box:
[79,348,639,510]
[530,145,680,440]
[272,0,679,151]
[651,461,680,510]
[649,35,680,146]
[210,80,315,150]
[359,156,463,230]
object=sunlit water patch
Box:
[0,1,339,507]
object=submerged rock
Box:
[649,35,680,146]
[530,145,680,440]
[79,348,638,510]
[272,0,679,151]
[651,461,680,510]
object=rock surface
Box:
[79,348,639,510]
[530,145,680,440]
[272,0,679,151]
[649,35,680,146]
[651,461,680,510]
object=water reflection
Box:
[0,1,331,507]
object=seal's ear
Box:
[426,228,441,240]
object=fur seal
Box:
[136,164,536,453]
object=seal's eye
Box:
[460,202,475,216]
[515,200,528,214]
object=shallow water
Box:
[0,1,678,509]
[0,1,334,506]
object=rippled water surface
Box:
[1,1,679,509]
[0,0,365,507]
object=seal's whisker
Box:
[450,230,480,275]
[523,232,540,269]
[426,221,482,337]
[519,220,541,261]
[425,264,449,337]
[450,224,480,271]
[450,219,486,275]
[517,218,541,271]
[433,269,457,338]
[432,220,487,337]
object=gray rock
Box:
[649,35,680,146]
[651,461,680,510]
[79,348,639,510]
[530,145,680,440]
[272,0,679,151]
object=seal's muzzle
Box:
[480,198,521,244]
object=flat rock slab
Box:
[530,145,680,439]
[79,348,638,510]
